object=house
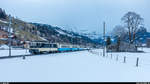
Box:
[0,30,8,38]
[107,41,137,52]
[146,38,150,48]
[0,30,8,44]
[0,29,16,45]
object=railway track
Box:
[0,50,89,60]
[0,53,61,60]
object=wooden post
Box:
[8,15,12,57]
[111,53,112,59]
[123,56,126,63]
[103,22,106,57]
[116,55,118,61]
[106,53,108,57]
[136,57,139,67]
[23,56,26,60]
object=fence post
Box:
[23,55,26,60]
[106,53,108,57]
[123,56,126,63]
[116,55,118,61]
[136,57,139,67]
[111,53,112,59]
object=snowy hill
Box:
[31,23,99,47]
[0,8,99,47]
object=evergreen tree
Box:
[0,8,7,19]
[106,36,111,47]
[117,36,121,52]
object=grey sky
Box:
[0,0,150,34]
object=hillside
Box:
[0,8,99,47]
[0,8,45,43]
[31,23,99,47]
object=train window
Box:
[53,44,57,48]
[30,43,37,48]
[42,44,50,48]
[61,46,66,48]
[49,44,52,48]
[37,43,42,48]
[61,45,69,48]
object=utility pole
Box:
[8,15,12,57]
[103,21,106,57]
[36,26,38,41]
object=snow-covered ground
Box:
[0,45,30,57]
[0,49,30,57]
[0,48,150,82]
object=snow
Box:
[39,37,48,41]
[55,29,66,35]
[0,19,8,24]
[0,47,30,57]
[55,29,73,37]
[0,48,150,82]
[0,45,10,50]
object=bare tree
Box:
[112,25,127,37]
[121,12,144,44]
[111,25,127,41]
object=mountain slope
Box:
[31,23,99,47]
[0,8,99,47]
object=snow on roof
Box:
[0,45,9,49]
[0,20,8,24]
[0,38,8,40]
[39,37,48,41]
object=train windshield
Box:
[42,44,58,48]
[30,42,58,48]
[53,44,57,48]
[30,42,42,48]
[42,44,50,48]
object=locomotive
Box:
[29,41,87,54]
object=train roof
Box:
[29,41,59,44]
[30,41,48,42]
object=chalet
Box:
[107,41,137,52]
[146,38,150,48]
[0,30,8,44]
[0,29,16,45]
[0,30,8,39]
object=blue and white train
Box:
[29,41,87,54]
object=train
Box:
[28,41,88,54]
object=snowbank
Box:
[0,45,9,50]
[0,49,150,82]
[0,49,30,57]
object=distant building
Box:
[107,41,137,52]
[146,38,150,48]
[0,30,8,45]
[0,30,8,39]
[0,29,16,45]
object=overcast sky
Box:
[0,0,150,34]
